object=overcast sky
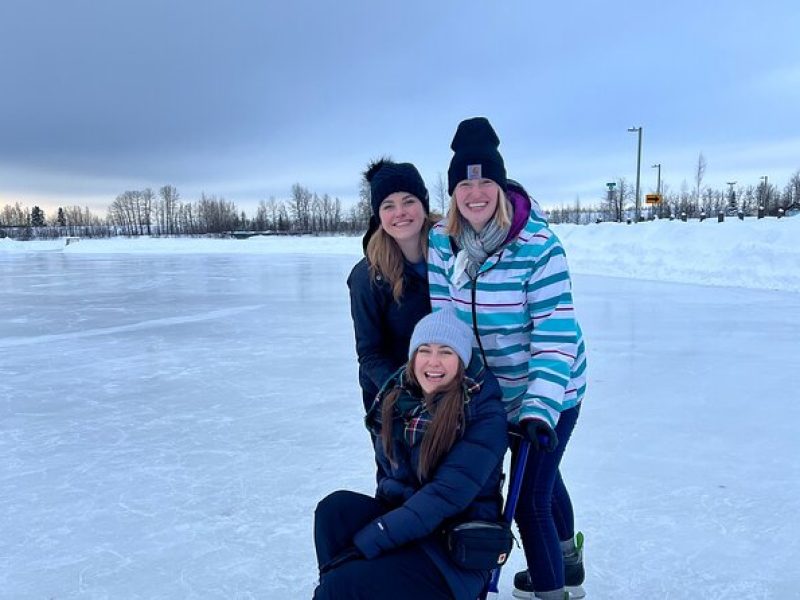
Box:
[1,0,799,214]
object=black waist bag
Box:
[446,521,514,570]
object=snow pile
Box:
[555,217,800,293]
[2,217,798,292]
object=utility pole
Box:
[628,127,643,222]
[760,175,769,213]
[651,163,662,195]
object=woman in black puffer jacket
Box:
[313,308,508,600]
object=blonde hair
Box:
[445,187,511,236]
[366,217,434,303]
[381,355,466,481]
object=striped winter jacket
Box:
[428,182,587,428]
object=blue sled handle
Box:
[484,439,532,596]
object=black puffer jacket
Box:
[347,257,431,411]
[354,366,508,600]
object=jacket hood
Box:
[505,179,549,243]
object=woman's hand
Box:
[522,419,559,452]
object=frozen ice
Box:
[1,229,799,598]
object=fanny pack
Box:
[445,520,514,570]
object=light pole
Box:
[651,163,661,195]
[760,175,769,212]
[650,163,661,219]
[628,126,643,222]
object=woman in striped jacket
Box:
[428,117,587,600]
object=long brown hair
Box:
[381,353,466,481]
[366,217,433,303]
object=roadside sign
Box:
[645,194,661,204]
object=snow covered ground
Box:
[1,220,799,598]
[2,216,800,294]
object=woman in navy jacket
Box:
[313,309,508,600]
[347,158,433,413]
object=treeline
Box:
[549,167,800,224]
[0,184,373,240]
[3,167,799,239]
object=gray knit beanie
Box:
[408,307,474,367]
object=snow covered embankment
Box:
[554,217,800,293]
[2,217,798,293]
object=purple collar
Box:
[504,185,532,243]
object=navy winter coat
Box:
[354,367,508,600]
[347,257,431,411]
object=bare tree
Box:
[310,193,323,233]
[267,197,279,230]
[0,202,28,226]
[433,172,448,217]
[289,184,312,232]
[785,170,800,207]
[141,188,154,235]
[197,193,239,234]
[159,185,179,235]
[694,152,707,204]
[108,194,136,235]
[607,178,629,222]
[332,197,343,232]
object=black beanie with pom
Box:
[365,158,429,217]
[361,158,429,251]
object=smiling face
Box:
[412,343,461,395]
[454,178,501,232]
[377,192,426,244]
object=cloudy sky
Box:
[1,0,799,214]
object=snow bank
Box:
[554,217,800,293]
[2,217,798,293]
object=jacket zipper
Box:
[470,276,489,367]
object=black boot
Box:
[513,532,585,599]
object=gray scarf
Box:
[454,203,513,278]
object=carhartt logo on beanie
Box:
[447,117,507,195]
[408,307,474,367]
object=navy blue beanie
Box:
[447,117,507,195]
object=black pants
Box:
[313,490,453,600]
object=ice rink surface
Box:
[2,252,799,599]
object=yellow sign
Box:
[645,194,661,204]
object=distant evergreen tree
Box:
[31,206,46,227]
[57,207,66,226]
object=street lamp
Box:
[760,175,769,210]
[651,163,661,196]
[650,163,661,220]
[628,126,643,222]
